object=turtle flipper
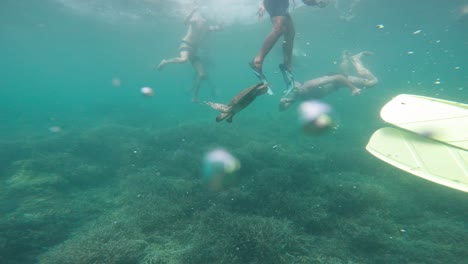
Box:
[216,113,229,122]
[204,101,231,113]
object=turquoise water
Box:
[1,0,467,263]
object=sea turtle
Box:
[205,82,269,123]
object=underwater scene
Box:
[1,0,467,263]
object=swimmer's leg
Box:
[191,57,207,102]
[350,51,378,87]
[340,50,350,75]
[157,50,190,71]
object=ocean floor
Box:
[1,120,467,264]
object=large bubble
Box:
[298,100,336,134]
[201,148,240,191]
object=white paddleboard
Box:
[367,127,468,192]
[380,94,468,150]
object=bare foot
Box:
[279,98,294,111]
[351,51,374,61]
[361,51,374,56]
[249,59,263,73]
[157,59,167,71]
[352,88,361,96]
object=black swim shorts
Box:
[263,0,289,17]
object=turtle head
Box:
[255,83,270,96]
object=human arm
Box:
[184,7,198,25]
[339,76,361,95]
[256,2,265,20]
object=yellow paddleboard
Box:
[367,127,468,193]
[367,94,468,192]
[380,94,468,150]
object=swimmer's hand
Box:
[185,7,198,25]
[257,4,265,20]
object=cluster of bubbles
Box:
[54,0,262,26]
[52,0,165,22]
[178,0,260,25]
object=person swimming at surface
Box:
[157,7,223,102]
[279,51,378,111]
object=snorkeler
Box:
[250,0,329,95]
[157,7,223,102]
[279,51,379,111]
